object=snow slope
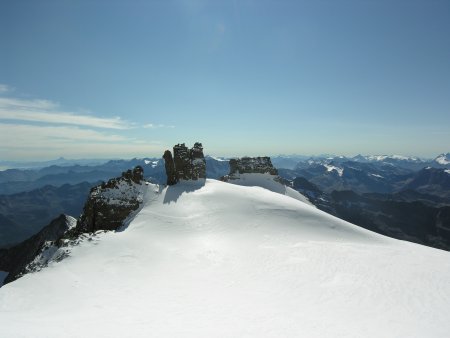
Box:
[1,179,450,338]
[226,172,313,205]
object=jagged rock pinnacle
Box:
[163,142,206,184]
[163,150,177,185]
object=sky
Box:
[0,0,449,160]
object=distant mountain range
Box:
[0,153,448,250]
[0,182,95,248]
[0,156,229,195]
[278,153,450,196]
[283,155,450,250]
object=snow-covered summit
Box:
[0,179,449,337]
[355,154,422,162]
[225,172,313,205]
[434,153,450,165]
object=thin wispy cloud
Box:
[143,123,175,129]
[0,123,128,144]
[0,84,12,93]
[0,86,175,159]
[0,97,132,130]
[0,122,166,159]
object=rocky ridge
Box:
[229,157,278,176]
[0,166,148,285]
[0,214,76,284]
[75,166,145,234]
[221,156,280,182]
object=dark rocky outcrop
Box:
[75,166,145,234]
[173,143,192,180]
[229,157,278,176]
[220,156,283,185]
[163,142,206,184]
[190,142,206,180]
[163,150,177,185]
[221,156,278,182]
[0,214,76,284]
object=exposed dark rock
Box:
[220,156,282,185]
[163,150,177,185]
[229,157,278,176]
[173,143,192,180]
[190,142,206,179]
[0,214,76,284]
[75,166,145,234]
[121,166,144,184]
[163,142,206,184]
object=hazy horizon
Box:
[0,151,448,165]
[1,0,449,160]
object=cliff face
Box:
[163,142,206,185]
[163,150,177,185]
[76,166,145,233]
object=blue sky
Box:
[0,0,449,160]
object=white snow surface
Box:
[435,154,450,165]
[66,215,77,230]
[226,173,313,205]
[92,180,146,206]
[364,154,420,162]
[324,164,344,176]
[1,179,450,338]
[207,155,228,162]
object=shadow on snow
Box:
[163,179,206,204]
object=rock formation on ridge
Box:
[76,166,145,233]
[163,142,206,184]
[229,157,278,176]
[190,142,207,180]
[221,156,282,183]
[163,150,177,185]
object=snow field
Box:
[0,179,449,337]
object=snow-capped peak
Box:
[324,164,344,176]
[362,154,421,162]
[434,153,450,165]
